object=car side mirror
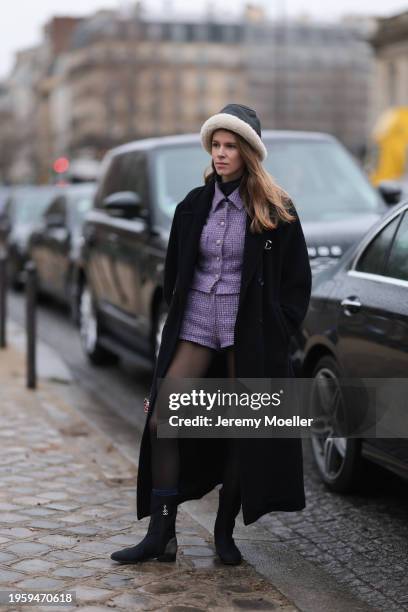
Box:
[377,181,402,206]
[103,191,147,219]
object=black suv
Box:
[77,132,396,367]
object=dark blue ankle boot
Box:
[110,492,178,564]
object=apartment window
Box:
[195,23,209,42]
[171,24,186,42]
[147,23,162,40]
[197,72,207,93]
[222,24,234,43]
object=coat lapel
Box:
[179,178,266,311]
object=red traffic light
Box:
[53,157,70,174]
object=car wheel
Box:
[79,281,117,365]
[308,355,367,493]
[153,300,168,361]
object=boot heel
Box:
[157,536,177,562]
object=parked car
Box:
[0,185,62,288]
[76,131,397,367]
[0,186,10,215]
[0,187,11,246]
[300,198,408,491]
[28,183,96,321]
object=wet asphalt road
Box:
[8,289,408,612]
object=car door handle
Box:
[341,296,361,314]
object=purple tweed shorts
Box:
[179,288,240,351]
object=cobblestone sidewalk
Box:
[0,343,299,611]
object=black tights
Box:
[148,339,238,493]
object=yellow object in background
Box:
[369,107,408,185]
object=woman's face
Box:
[211,129,245,181]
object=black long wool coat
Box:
[136,176,312,526]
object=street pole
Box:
[0,248,6,348]
[25,260,37,389]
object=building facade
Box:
[370,11,408,123]
[246,20,374,158]
[2,6,375,182]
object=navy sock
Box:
[152,487,178,496]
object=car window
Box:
[152,138,382,228]
[355,214,400,275]
[46,196,67,221]
[154,145,209,227]
[96,151,148,214]
[70,194,94,230]
[11,189,59,225]
[384,211,408,281]
[263,139,382,222]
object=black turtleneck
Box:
[215,173,243,197]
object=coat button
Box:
[259,317,263,324]
[258,277,264,286]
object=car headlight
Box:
[308,245,343,275]
[308,245,343,258]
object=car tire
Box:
[308,354,368,493]
[78,280,117,366]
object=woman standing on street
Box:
[111,103,312,566]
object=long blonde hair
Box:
[204,130,297,233]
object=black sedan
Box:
[0,186,10,216]
[0,185,62,288]
[28,183,96,322]
[0,187,11,246]
[301,198,408,490]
